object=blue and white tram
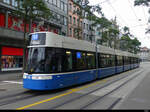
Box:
[23,32,140,90]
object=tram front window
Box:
[26,47,73,73]
[26,47,46,73]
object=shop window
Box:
[1,56,23,71]
[1,47,23,71]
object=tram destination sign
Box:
[30,33,46,45]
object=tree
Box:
[120,35,132,51]
[131,37,141,53]
[120,27,141,53]
[14,0,52,72]
[108,27,120,49]
[92,17,112,45]
[74,1,104,41]
[134,0,149,6]
[123,26,130,35]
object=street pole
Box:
[95,39,98,78]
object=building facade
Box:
[82,12,96,43]
[68,0,82,39]
[0,0,68,73]
[138,47,150,62]
[45,0,68,36]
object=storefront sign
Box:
[2,47,23,56]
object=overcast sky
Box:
[89,0,150,48]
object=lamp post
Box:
[95,37,98,78]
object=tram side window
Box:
[86,53,96,69]
[111,55,115,67]
[45,48,57,73]
[131,57,133,64]
[117,56,123,66]
[99,54,106,68]
[124,56,129,65]
[65,51,73,71]
[134,58,137,64]
[133,58,135,64]
[136,58,139,63]
[99,54,114,68]
[55,49,66,72]
[45,48,73,73]
[76,52,86,70]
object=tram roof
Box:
[30,32,139,58]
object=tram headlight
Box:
[23,75,27,79]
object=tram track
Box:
[0,90,52,107]
[49,69,143,109]
[0,69,141,109]
[80,70,142,109]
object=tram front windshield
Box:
[25,47,71,74]
[26,47,46,73]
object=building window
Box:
[1,47,23,71]
[12,0,18,7]
[57,0,60,8]
[69,3,72,12]
[49,0,53,4]
[69,28,72,36]
[73,17,76,25]
[3,0,10,4]
[73,5,76,13]
[80,21,82,27]
[60,15,64,25]
[64,17,67,26]
[64,4,67,13]
[19,0,23,9]
[69,15,72,24]
[83,33,86,40]
[73,29,76,37]
[53,0,57,6]
[57,14,60,23]
[86,24,88,30]
[46,0,49,3]
[61,1,64,11]
[83,23,85,29]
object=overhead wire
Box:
[89,0,148,38]
[142,6,148,23]
[107,0,130,27]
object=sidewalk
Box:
[0,72,23,81]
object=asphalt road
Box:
[0,62,149,110]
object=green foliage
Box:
[15,0,51,24]
[134,0,149,6]
[120,29,141,53]
[14,0,52,71]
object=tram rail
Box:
[49,69,142,109]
